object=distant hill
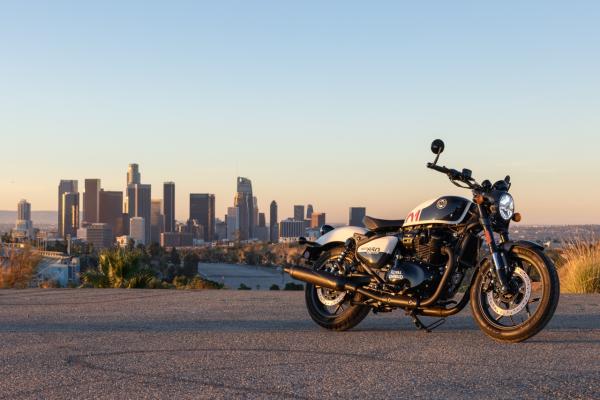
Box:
[0,211,57,225]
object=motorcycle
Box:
[285,139,559,343]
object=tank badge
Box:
[436,199,448,209]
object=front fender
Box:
[501,240,544,254]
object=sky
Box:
[1,1,599,224]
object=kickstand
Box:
[408,312,446,333]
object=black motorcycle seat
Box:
[363,216,405,232]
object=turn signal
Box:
[474,195,485,205]
[512,213,522,223]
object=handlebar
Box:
[427,162,479,189]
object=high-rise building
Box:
[61,192,80,238]
[236,177,255,239]
[99,190,124,237]
[226,207,239,241]
[83,179,101,223]
[311,212,326,229]
[14,199,33,241]
[129,217,146,245]
[294,205,305,222]
[189,194,215,242]
[306,204,314,220]
[161,232,193,248]
[58,180,78,237]
[17,199,31,221]
[163,182,175,232]
[127,164,141,185]
[279,219,307,241]
[127,184,151,244]
[269,201,278,243]
[151,199,163,244]
[86,223,113,250]
[349,207,367,227]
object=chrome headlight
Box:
[498,194,515,221]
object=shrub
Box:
[560,241,600,294]
[269,284,280,290]
[0,245,41,288]
[238,283,252,290]
[284,282,304,291]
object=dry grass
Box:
[0,246,41,288]
[559,241,600,294]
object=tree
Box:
[182,252,200,278]
[81,249,155,288]
[169,248,181,266]
[0,245,41,288]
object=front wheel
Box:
[305,247,371,331]
[470,246,560,343]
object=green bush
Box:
[269,284,280,290]
[238,283,252,290]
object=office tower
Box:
[306,204,314,220]
[14,199,33,240]
[349,207,367,227]
[269,201,278,243]
[163,182,175,232]
[258,213,266,227]
[86,223,113,250]
[151,199,163,244]
[99,190,124,237]
[61,192,80,238]
[279,219,307,240]
[311,212,326,229]
[127,184,152,244]
[226,207,240,241]
[83,179,101,223]
[215,220,227,241]
[236,177,255,239]
[189,193,215,242]
[58,180,78,237]
[294,205,305,222]
[127,163,141,185]
[129,217,146,245]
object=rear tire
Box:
[304,247,371,331]
[470,246,560,343]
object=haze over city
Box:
[2,2,599,224]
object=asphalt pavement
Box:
[0,289,598,399]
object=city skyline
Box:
[2,2,600,225]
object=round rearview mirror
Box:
[431,139,445,155]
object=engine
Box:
[383,227,459,298]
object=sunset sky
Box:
[1,1,599,224]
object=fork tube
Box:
[477,205,510,293]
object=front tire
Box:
[304,247,371,331]
[470,246,560,343]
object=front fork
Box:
[477,204,511,294]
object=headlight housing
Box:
[498,194,515,221]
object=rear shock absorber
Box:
[337,238,356,267]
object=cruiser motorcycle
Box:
[285,140,559,343]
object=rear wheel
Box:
[305,247,371,331]
[470,246,560,343]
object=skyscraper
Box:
[306,204,314,220]
[189,193,215,242]
[269,200,278,243]
[127,163,141,185]
[311,212,326,229]
[236,177,254,240]
[163,182,175,233]
[127,184,151,244]
[14,199,33,240]
[129,217,146,245]
[349,207,367,227]
[294,205,305,222]
[58,180,78,237]
[83,179,101,223]
[99,190,124,237]
[226,206,239,241]
[151,199,163,244]
[61,192,80,238]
